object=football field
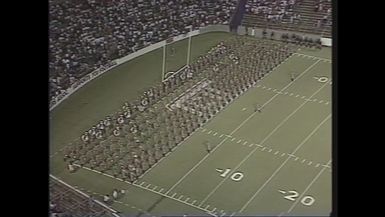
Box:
[50,32,331,216]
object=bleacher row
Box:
[49,0,332,108]
[242,0,332,38]
[50,178,117,217]
[49,0,238,105]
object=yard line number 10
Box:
[216,168,244,181]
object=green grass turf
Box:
[127,53,331,216]
[296,47,331,59]
[50,32,234,157]
[50,35,331,216]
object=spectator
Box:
[49,0,239,106]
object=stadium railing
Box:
[50,174,120,217]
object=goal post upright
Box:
[186,25,193,65]
[162,43,166,81]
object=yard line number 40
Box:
[278,189,315,206]
[216,168,244,181]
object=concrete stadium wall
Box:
[199,25,230,34]
[245,26,332,47]
[50,24,332,110]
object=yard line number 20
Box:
[280,190,315,206]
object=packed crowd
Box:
[49,0,238,104]
[314,0,331,13]
[245,0,301,24]
[314,0,332,28]
[64,38,296,183]
[50,179,116,217]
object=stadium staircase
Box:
[242,0,331,38]
[230,0,248,32]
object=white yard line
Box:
[203,130,323,171]
[73,166,217,216]
[49,175,120,217]
[201,80,329,205]
[238,114,331,213]
[293,53,331,62]
[135,118,211,180]
[256,85,328,105]
[164,58,320,195]
[286,160,332,213]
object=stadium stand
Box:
[50,176,119,217]
[50,1,332,215]
[242,0,331,38]
[49,0,238,105]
